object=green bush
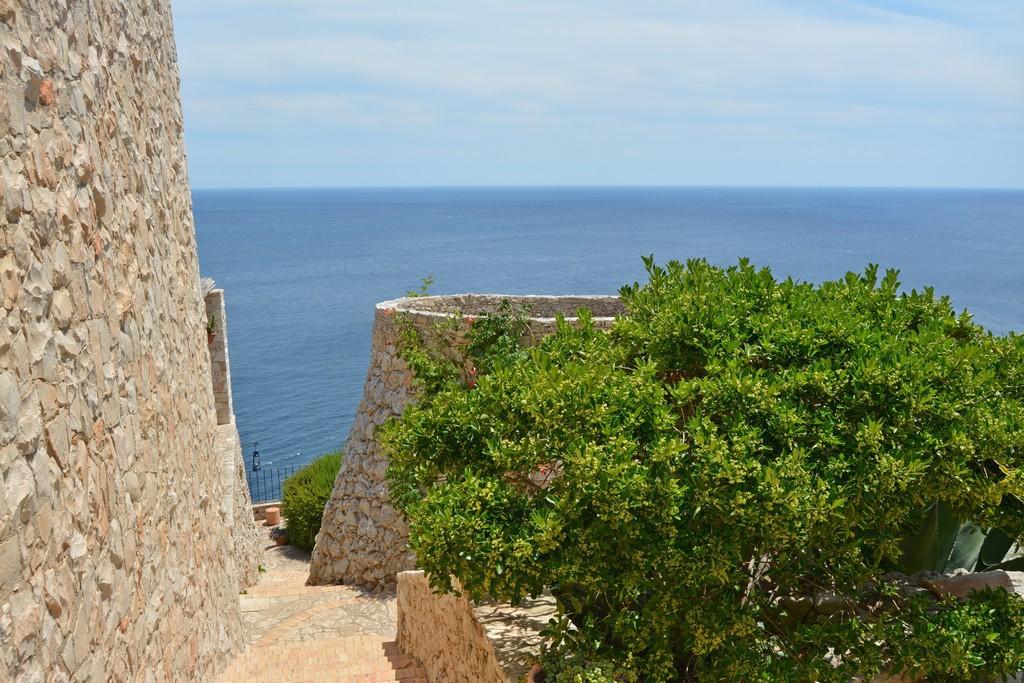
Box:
[382,258,1024,682]
[282,451,343,551]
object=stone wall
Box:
[215,421,263,590]
[204,289,232,426]
[0,0,260,680]
[309,295,622,590]
[208,288,262,589]
[396,570,554,683]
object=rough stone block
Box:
[22,57,43,105]
[922,570,1024,599]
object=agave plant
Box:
[901,502,1024,574]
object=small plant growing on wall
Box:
[382,257,1024,682]
[206,314,217,344]
[405,274,435,298]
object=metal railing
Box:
[247,464,301,504]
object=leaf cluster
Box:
[281,450,343,551]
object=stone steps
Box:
[218,543,426,683]
[219,635,428,682]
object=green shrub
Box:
[382,258,1024,682]
[282,451,343,551]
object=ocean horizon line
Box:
[190,184,1024,193]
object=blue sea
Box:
[192,187,1024,472]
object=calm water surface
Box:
[191,187,1024,471]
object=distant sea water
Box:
[192,187,1024,471]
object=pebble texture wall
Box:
[0,1,260,680]
[397,570,555,683]
[309,295,623,590]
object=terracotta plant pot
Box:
[207,332,215,344]
[264,507,281,526]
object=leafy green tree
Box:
[383,259,1024,681]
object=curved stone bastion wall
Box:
[308,294,624,590]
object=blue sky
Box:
[171,0,1023,189]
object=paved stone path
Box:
[218,537,427,683]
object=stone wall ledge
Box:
[379,294,624,324]
[397,570,554,683]
[916,568,1024,599]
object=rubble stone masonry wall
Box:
[397,570,557,683]
[205,290,232,426]
[0,0,260,680]
[309,295,622,590]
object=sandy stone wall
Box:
[205,290,233,426]
[396,570,555,683]
[216,421,263,589]
[0,0,260,680]
[208,289,262,589]
[309,295,622,590]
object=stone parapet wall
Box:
[0,0,260,679]
[396,570,554,683]
[216,421,263,589]
[309,295,622,590]
[205,289,233,426]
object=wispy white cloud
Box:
[171,0,1024,187]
